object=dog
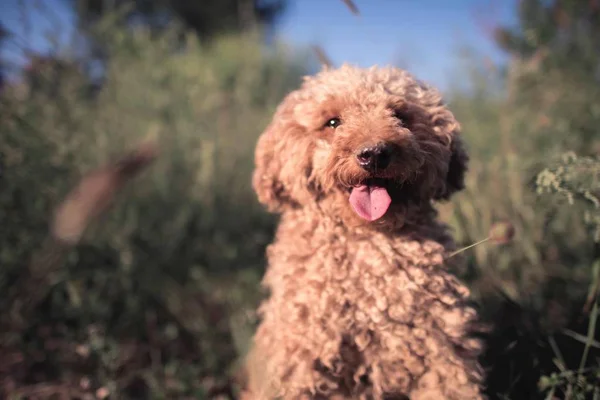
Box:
[244,64,485,400]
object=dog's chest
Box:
[264,229,450,332]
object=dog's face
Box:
[253,65,468,229]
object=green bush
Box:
[0,24,313,398]
[446,51,599,313]
[443,48,600,398]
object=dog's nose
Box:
[356,142,393,172]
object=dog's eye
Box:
[324,118,341,129]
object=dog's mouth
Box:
[348,178,394,221]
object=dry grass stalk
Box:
[341,0,360,16]
[311,45,333,68]
[3,142,158,335]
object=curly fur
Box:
[244,64,486,400]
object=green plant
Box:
[534,153,600,399]
[0,20,313,398]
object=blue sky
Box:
[1,0,518,91]
[276,0,518,90]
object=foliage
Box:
[440,1,600,398]
[495,0,600,70]
[70,0,287,40]
[0,22,313,398]
[537,152,600,241]
[532,153,600,399]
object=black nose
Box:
[356,142,394,172]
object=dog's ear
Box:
[444,134,468,198]
[406,80,469,202]
[252,97,315,212]
[434,131,469,201]
[252,120,294,212]
[425,98,468,201]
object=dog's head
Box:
[253,64,468,229]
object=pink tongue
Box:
[349,184,392,221]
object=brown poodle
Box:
[244,64,485,400]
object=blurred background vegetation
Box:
[0,0,599,399]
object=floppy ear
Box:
[423,98,469,201]
[433,130,469,201]
[442,134,469,199]
[403,78,469,202]
[252,96,315,212]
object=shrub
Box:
[0,23,313,398]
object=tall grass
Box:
[444,52,600,398]
[0,23,314,398]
